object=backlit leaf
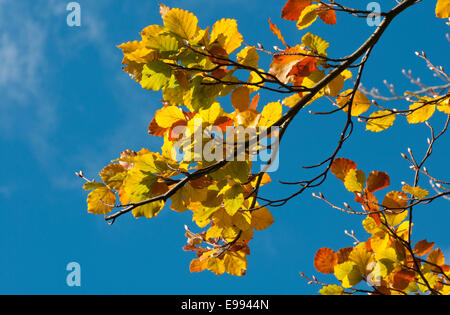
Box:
[366,111,396,132]
[87,187,116,215]
[297,5,319,30]
[334,261,362,288]
[366,171,390,193]
[406,103,436,124]
[282,0,312,21]
[344,169,366,192]
[163,8,198,40]
[331,158,357,182]
[314,247,338,274]
[338,90,371,117]
[250,207,274,231]
[436,0,450,18]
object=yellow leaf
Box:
[325,75,345,97]
[282,93,301,108]
[224,252,247,276]
[250,207,274,230]
[297,5,319,30]
[366,110,396,132]
[200,102,222,125]
[385,210,409,227]
[436,0,450,18]
[348,243,373,275]
[337,90,371,117]
[100,164,126,189]
[319,285,344,295]
[363,216,384,235]
[163,8,198,40]
[237,47,260,69]
[220,183,244,216]
[407,103,436,124]
[402,184,429,199]
[436,96,450,113]
[206,224,223,240]
[232,211,252,231]
[334,261,362,288]
[259,102,282,127]
[302,32,329,57]
[155,106,186,128]
[210,18,243,54]
[207,257,226,275]
[344,169,366,192]
[87,187,116,215]
[132,200,165,219]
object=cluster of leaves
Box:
[81,0,450,280]
[313,158,449,295]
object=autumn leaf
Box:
[314,248,338,274]
[297,5,320,30]
[163,8,198,40]
[259,102,282,127]
[87,187,116,215]
[344,169,366,192]
[366,110,396,132]
[366,171,390,193]
[250,207,274,231]
[331,158,357,182]
[402,184,429,199]
[436,0,450,18]
[337,90,371,117]
[317,5,337,25]
[383,191,408,212]
[268,18,289,48]
[231,87,251,112]
[281,0,312,21]
[334,261,362,288]
[414,240,435,256]
[319,285,344,295]
[406,103,436,124]
[210,18,243,54]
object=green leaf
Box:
[83,181,106,191]
[334,261,363,288]
[221,183,244,216]
[344,169,366,192]
[319,285,345,295]
[140,61,173,91]
[302,32,329,57]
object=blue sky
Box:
[0,0,448,294]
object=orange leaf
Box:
[190,258,209,273]
[383,191,408,213]
[428,248,445,267]
[231,86,251,111]
[314,247,338,274]
[282,0,312,21]
[337,247,353,264]
[268,18,289,48]
[288,57,318,80]
[392,269,416,291]
[331,158,357,182]
[366,171,390,193]
[317,6,337,25]
[148,118,167,137]
[250,93,260,110]
[214,116,234,131]
[414,240,435,256]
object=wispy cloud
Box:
[0,1,110,178]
